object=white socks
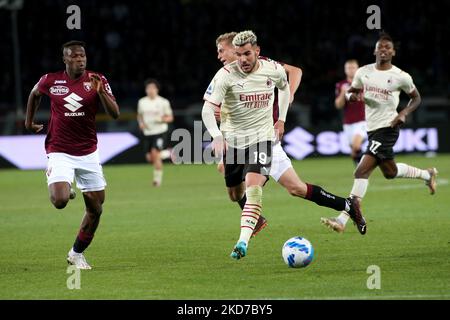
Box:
[338,178,369,226]
[153,169,163,186]
[396,163,430,181]
[350,178,369,198]
[238,185,262,245]
[337,211,350,225]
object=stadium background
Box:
[0,0,449,167]
[1,0,450,303]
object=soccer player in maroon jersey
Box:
[25,40,120,269]
[334,59,367,166]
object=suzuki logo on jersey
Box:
[50,86,69,96]
[63,93,85,116]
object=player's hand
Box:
[89,73,104,93]
[211,135,227,158]
[214,106,221,122]
[341,83,350,95]
[138,122,148,131]
[390,112,407,128]
[274,120,285,142]
[25,122,44,133]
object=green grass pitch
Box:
[0,154,449,299]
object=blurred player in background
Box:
[25,40,120,269]
[321,33,438,234]
[214,32,364,239]
[137,79,174,187]
[335,59,366,166]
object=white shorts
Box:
[343,121,367,146]
[46,150,106,193]
[270,142,292,182]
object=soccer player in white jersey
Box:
[203,31,364,259]
[321,33,438,234]
[214,32,365,239]
[202,30,291,259]
[137,79,174,187]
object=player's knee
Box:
[383,170,397,179]
[51,196,69,209]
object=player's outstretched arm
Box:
[283,63,302,103]
[335,84,348,109]
[24,86,44,133]
[90,74,120,119]
[390,88,421,128]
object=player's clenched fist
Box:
[89,73,104,93]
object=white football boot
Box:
[67,250,92,270]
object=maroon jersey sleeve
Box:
[37,74,51,95]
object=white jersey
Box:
[352,63,416,132]
[203,59,288,149]
[137,96,173,136]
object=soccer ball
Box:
[282,236,314,268]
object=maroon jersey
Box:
[335,79,365,124]
[37,70,115,156]
[259,56,285,123]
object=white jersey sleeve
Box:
[137,98,144,115]
[399,71,416,94]
[203,68,230,106]
[273,62,289,90]
[352,67,364,89]
[163,98,173,116]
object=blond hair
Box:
[232,30,258,47]
[216,32,237,46]
[345,59,359,66]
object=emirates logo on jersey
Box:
[50,86,69,96]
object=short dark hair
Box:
[62,40,86,53]
[144,78,160,90]
[378,31,393,44]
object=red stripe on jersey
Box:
[241,226,255,230]
[203,98,222,107]
[223,67,230,73]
